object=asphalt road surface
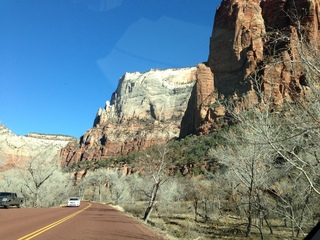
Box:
[0,202,168,240]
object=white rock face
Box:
[62,67,198,164]
[0,124,74,169]
[95,67,197,126]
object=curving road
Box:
[0,202,168,240]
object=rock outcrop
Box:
[196,0,320,134]
[0,124,75,171]
[208,0,265,96]
[61,67,197,166]
[61,0,320,165]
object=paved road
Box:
[0,202,168,240]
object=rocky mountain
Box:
[2,0,318,168]
[60,67,198,166]
[0,124,75,170]
[61,0,320,166]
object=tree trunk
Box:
[264,215,273,234]
[246,159,255,237]
[296,192,310,237]
[246,208,253,237]
[194,198,199,222]
[143,182,160,223]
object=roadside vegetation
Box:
[66,124,318,239]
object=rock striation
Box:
[0,124,75,171]
[208,0,265,96]
[60,67,197,166]
[195,0,320,134]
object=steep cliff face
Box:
[208,0,265,95]
[0,124,74,170]
[61,0,320,165]
[196,0,320,134]
[61,67,197,166]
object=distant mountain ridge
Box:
[27,132,75,141]
[0,124,75,170]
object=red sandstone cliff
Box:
[195,0,320,134]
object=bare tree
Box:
[208,121,274,239]
[82,168,108,202]
[125,173,144,204]
[184,176,215,223]
[0,169,22,191]
[157,177,185,215]
[107,170,130,205]
[16,146,70,207]
[134,143,171,223]
[209,10,320,236]
[261,5,320,197]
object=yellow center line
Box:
[18,202,92,240]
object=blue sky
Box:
[0,0,220,137]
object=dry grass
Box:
[121,202,313,240]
